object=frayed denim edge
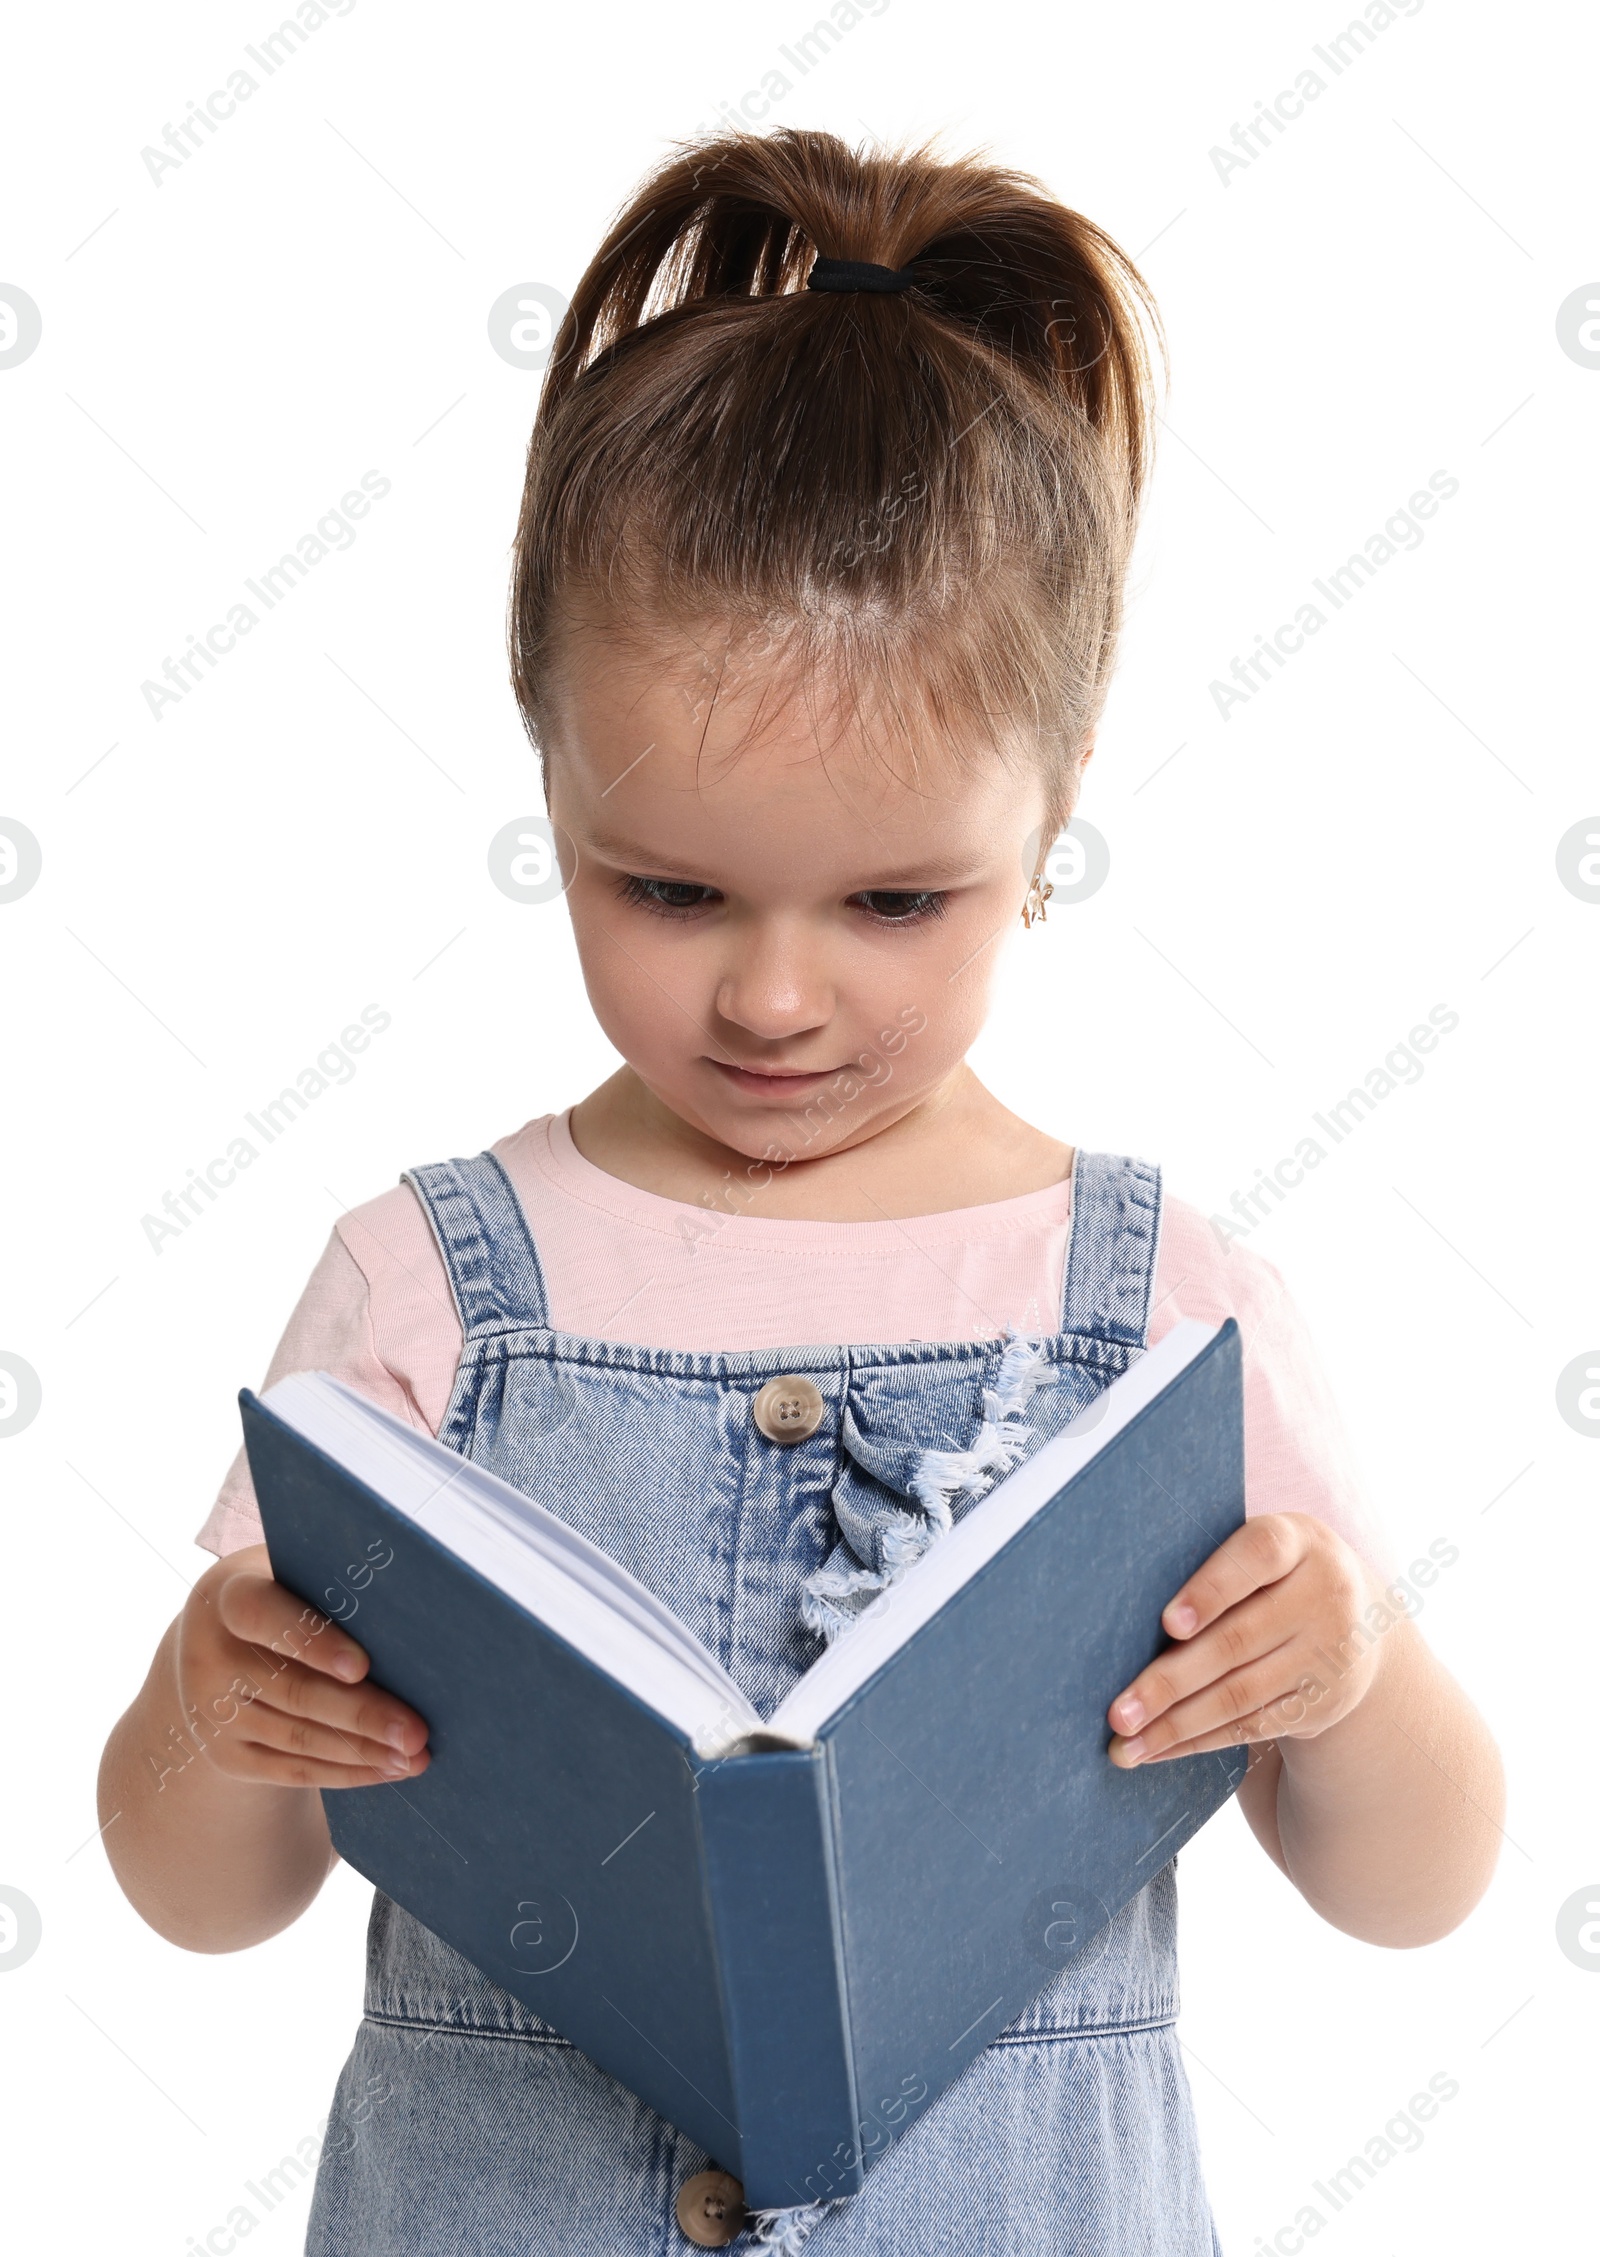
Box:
[747,2196,844,2251]
[798,1332,1054,1646]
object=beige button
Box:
[752,1373,825,1445]
[676,2168,747,2246]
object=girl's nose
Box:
[713,922,833,1041]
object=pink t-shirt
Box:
[198,1112,1395,1577]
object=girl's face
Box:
[545,630,1056,1166]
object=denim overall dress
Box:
[304,1149,1224,2256]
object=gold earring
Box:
[1021,871,1054,929]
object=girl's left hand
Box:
[1107,1511,1385,1766]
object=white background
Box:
[1,0,1594,2249]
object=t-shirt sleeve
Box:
[195,1228,437,1557]
[1232,1266,1402,1584]
[1150,1201,1401,1585]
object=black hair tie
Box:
[806,256,916,294]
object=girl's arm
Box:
[1228,1612,1504,1945]
[98,1545,429,1953]
[1107,1514,1504,1948]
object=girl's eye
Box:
[618,874,721,916]
[851,889,947,925]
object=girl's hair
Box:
[509,128,1161,821]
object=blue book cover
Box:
[244,1317,1246,2211]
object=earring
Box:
[1021,871,1054,929]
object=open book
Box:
[244,1316,1246,2211]
[258,1317,1223,1759]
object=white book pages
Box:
[263,1372,763,1754]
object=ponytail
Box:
[511,127,1162,812]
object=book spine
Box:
[695,1747,862,2212]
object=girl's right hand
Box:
[175,1543,431,1790]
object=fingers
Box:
[217,1727,429,1793]
[1103,1517,1381,1770]
[248,1649,430,1756]
[1111,1583,1294,1738]
[1109,1646,1299,1767]
[216,1566,370,1684]
[186,1549,431,1788]
[1117,1713,1282,1767]
[1105,1517,1318,1753]
[1157,1514,1310,1641]
[209,1657,431,1788]
[228,1696,430,1786]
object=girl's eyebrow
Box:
[582,839,983,889]
[581,831,719,882]
[847,857,986,888]
[582,834,988,890]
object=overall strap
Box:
[1059,1151,1163,1347]
[402,1153,550,1338]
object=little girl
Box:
[101,129,1503,2256]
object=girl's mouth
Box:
[707,1060,843,1098]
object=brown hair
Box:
[509,127,1161,822]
